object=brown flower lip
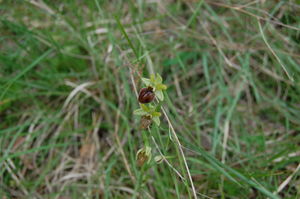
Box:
[140,115,152,130]
[137,150,148,166]
[138,87,155,103]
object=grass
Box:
[1,0,300,198]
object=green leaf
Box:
[141,78,151,86]
[0,98,12,112]
[152,116,160,126]
[133,108,147,115]
[155,90,164,101]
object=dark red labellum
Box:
[138,87,155,103]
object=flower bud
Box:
[140,115,152,130]
[154,155,164,164]
[138,87,155,104]
[136,146,152,167]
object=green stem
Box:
[142,129,149,147]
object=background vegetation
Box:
[1,0,300,198]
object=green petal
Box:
[152,116,160,126]
[151,111,161,117]
[156,73,163,83]
[133,108,147,115]
[150,74,156,84]
[145,146,152,156]
[141,104,150,112]
[141,78,151,86]
[155,90,164,101]
[156,83,167,90]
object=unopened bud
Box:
[136,146,152,167]
[154,155,164,164]
[140,115,152,130]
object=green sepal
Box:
[141,78,151,86]
[155,90,164,101]
[133,108,147,116]
[156,83,167,90]
[155,73,163,84]
[141,104,151,112]
[152,116,160,126]
[151,111,161,117]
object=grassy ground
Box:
[1,0,300,198]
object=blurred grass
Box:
[1,0,300,199]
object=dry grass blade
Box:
[221,120,230,164]
[114,110,136,183]
[257,18,294,82]
[275,163,300,194]
[63,81,96,109]
[160,106,198,199]
[150,135,185,181]
[208,1,300,31]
